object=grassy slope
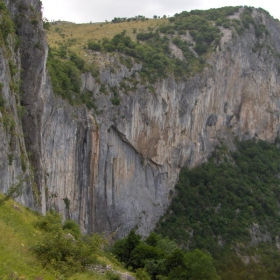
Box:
[0,195,130,279]
[46,18,168,59]
[0,196,57,278]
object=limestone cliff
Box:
[1,1,280,238]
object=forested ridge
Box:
[46,6,271,108]
[155,139,280,279]
[111,139,280,279]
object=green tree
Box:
[135,268,151,280]
[112,230,141,265]
[185,249,220,280]
[130,243,164,268]
[33,212,103,275]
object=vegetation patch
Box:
[112,230,219,280]
[47,47,98,110]
[83,6,270,83]
[0,1,15,46]
[156,139,280,279]
[46,6,273,109]
[0,83,5,109]
[33,211,105,275]
[0,197,133,279]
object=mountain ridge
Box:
[1,1,280,239]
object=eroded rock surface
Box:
[1,2,280,238]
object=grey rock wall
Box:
[0,0,35,207]
[1,2,280,238]
[80,10,280,237]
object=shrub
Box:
[35,211,62,232]
[63,219,81,239]
[0,2,6,10]
[31,18,39,25]
[9,60,17,77]
[136,32,155,41]
[0,177,26,205]
[0,12,15,42]
[88,40,102,51]
[43,19,51,30]
[0,96,5,108]
[81,90,97,110]
[70,53,85,70]
[47,49,82,104]
[135,268,151,280]
[105,271,121,280]
[33,212,103,275]
[240,7,254,29]
[111,95,121,106]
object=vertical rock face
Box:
[1,2,280,238]
[0,0,38,208]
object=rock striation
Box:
[1,1,280,238]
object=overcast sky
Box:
[42,0,280,23]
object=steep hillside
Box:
[156,139,280,279]
[43,6,280,238]
[46,17,169,56]
[1,0,280,239]
[0,194,134,279]
[0,195,57,278]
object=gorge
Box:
[1,1,280,241]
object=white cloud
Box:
[42,0,280,23]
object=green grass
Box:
[46,18,168,60]
[45,7,273,109]
[0,194,131,279]
[0,196,58,278]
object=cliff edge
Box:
[1,2,280,238]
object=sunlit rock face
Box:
[1,1,280,238]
